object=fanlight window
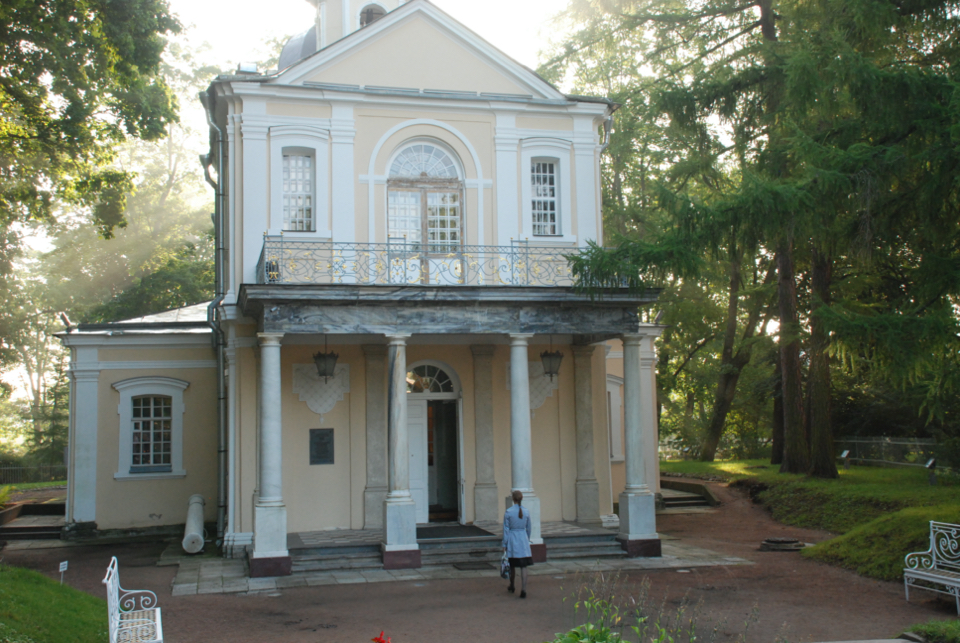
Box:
[407,365,455,393]
[389,144,458,179]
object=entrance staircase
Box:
[0,503,65,541]
[288,522,626,573]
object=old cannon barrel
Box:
[182,494,205,554]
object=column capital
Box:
[470,344,496,357]
[571,344,596,357]
[257,332,284,346]
[362,344,388,357]
[509,333,534,345]
[385,333,411,346]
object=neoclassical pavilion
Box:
[59,0,665,576]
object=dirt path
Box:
[2,482,954,643]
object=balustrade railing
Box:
[256,237,582,287]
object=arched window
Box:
[407,364,455,393]
[387,143,463,254]
[359,4,386,27]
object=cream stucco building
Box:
[60,0,662,576]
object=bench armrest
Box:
[905,550,934,570]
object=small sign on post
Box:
[840,450,851,470]
[59,561,68,585]
[927,458,937,486]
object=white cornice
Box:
[60,334,212,349]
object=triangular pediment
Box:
[274,1,565,101]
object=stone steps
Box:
[0,525,62,540]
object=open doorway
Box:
[428,400,458,522]
[407,363,462,524]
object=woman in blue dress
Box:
[502,489,532,598]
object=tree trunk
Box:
[770,355,784,465]
[700,250,742,461]
[778,241,809,473]
[807,245,838,478]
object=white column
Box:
[383,334,418,555]
[253,332,288,561]
[619,333,657,545]
[68,347,100,525]
[508,334,541,544]
[494,113,520,246]
[363,344,388,529]
[572,345,601,524]
[471,345,498,521]
[330,103,356,243]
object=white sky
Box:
[168,0,571,72]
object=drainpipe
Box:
[200,90,228,546]
[599,115,614,154]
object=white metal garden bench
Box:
[904,521,960,614]
[102,556,163,643]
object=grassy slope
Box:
[0,565,107,643]
[660,460,960,579]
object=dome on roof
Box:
[278,25,317,71]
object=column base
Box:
[252,503,289,562]
[617,537,662,558]
[575,479,601,524]
[618,491,657,541]
[382,547,422,570]
[364,486,387,529]
[383,495,418,549]
[249,554,292,577]
[474,482,499,522]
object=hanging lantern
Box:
[541,335,563,381]
[313,335,339,381]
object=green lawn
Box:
[5,480,67,492]
[0,565,107,643]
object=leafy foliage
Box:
[0,0,181,236]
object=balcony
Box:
[255,236,584,287]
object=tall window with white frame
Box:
[283,153,314,231]
[531,159,559,236]
[131,395,172,473]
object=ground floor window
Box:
[112,377,189,478]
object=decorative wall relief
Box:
[505,361,559,416]
[292,363,350,423]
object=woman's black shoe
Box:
[520,590,527,599]
[507,585,515,593]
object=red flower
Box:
[372,631,391,643]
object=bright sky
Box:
[168,0,571,72]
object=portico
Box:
[239,283,661,574]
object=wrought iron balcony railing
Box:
[255,236,583,287]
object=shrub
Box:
[908,619,960,643]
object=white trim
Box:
[92,361,217,371]
[112,377,189,480]
[69,347,100,523]
[318,2,327,50]
[342,0,350,37]
[521,138,575,243]
[607,351,624,360]
[61,334,212,348]
[269,124,330,235]
[367,119,485,245]
[278,2,567,101]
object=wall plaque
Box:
[309,428,334,465]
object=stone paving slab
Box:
[167,539,751,596]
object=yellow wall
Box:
[95,365,219,530]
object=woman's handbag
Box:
[500,551,510,579]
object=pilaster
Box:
[572,345,600,525]
[363,344,388,529]
[471,345,498,521]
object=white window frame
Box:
[520,138,575,244]
[112,377,189,480]
[607,375,624,462]
[269,125,330,238]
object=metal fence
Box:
[837,437,938,469]
[0,464,67,485]
[256,237,582,287]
